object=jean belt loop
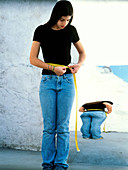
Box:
[49,75,52,79]
[63,74,66,79]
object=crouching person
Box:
[79,101,113,139]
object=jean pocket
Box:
[41,75,50,83]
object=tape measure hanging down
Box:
[73,73,80,152]
[47,63,80,152]
[103,112,107,133]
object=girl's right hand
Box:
[79,107,85,112]
[54,67,67,76]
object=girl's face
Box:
[53,15,71,30]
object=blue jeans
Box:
[80,111,106,139]
[39,74,75,169]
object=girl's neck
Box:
[51,25,60,30]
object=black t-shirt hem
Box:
[42,68,71,75]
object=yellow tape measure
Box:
[47,63,80,152]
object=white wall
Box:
[0,0,128,151]
[0,0,55,151]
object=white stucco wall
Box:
[0,1,128,151]
[0,0,56,151]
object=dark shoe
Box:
[43,167,54,170]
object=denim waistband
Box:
[41,73,73,79]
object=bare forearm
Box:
[30,57,48,69]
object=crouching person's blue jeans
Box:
[80,111,106,139]
[39,74,75,169]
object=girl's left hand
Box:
[103,102,112,114]
[68,64,81,74]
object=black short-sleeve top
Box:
[33,24,80,75]
[82,101,113,111]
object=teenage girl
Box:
[30,1,86,169]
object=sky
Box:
[71,1,128,66]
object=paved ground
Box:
[0,132,128,170]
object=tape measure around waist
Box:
[87,109,104,112]
[47,63,80,152]
[86,109,107,133]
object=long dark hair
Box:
[46,0,73,27]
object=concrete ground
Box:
[0,132,128,170]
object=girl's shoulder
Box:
[34,24,49,33]
[67,25,77,30]
[66,25,78,34]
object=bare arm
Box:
[79,106,85,112]
[30,41,49,69]
[103,102,112,114]
[69,40,86,73]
